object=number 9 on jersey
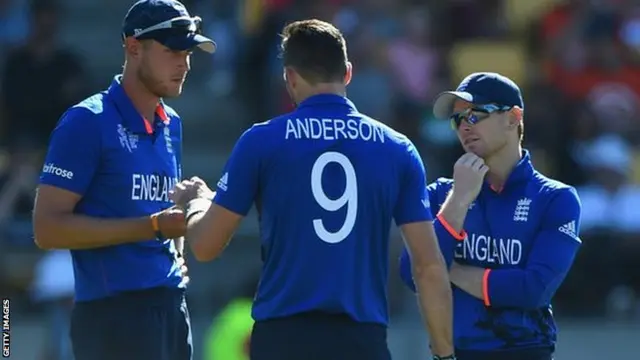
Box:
[311,151,358,244]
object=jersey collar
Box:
[107,75,170,135]
[296,94,358,112]
[485,149,535,193]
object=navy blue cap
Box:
[433,72,523,119]
[122,0,215,53]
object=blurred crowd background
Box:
[1,0,640,359]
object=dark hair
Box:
[280,19,348,84]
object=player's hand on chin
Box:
[170,176,216,208]
[451,152,489,207]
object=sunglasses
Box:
[128,16,203,39]
[450,104,512,130]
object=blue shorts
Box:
[456,347,554,360]
[70,287,192,360]
[250,311,391,360]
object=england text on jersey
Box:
[131,174,178,202]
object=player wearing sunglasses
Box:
[399,72,582,360]
[33,1,215,359]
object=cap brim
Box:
[191,34,216,53]
[432,91,490,119]
[161,33,216,53]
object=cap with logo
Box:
[433,72,524,119]
[122,0,216,54]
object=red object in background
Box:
[264,0,290,11]
[540,3,573,41]
[547,63,640,101]
[539,1,640,100]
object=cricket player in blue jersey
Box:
[399,72,582,360]
[170,19,456,360]
[32,1,215,359]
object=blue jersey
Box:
[214,94,431,325]
[39,75,184,301]
[400,151,582,351]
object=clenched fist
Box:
[152,206,186,238]
[169,176,215,208]
[451,153,489,207]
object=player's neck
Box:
[121,70,160,120]
[485,143,523,189]
[298,84,346,102]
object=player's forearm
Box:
[399,249,417,292]
[485,264,573,310]
[34,213,155,250]
[399,221,459,291]
[183,199,225,261]
[450,263,561,309]
[413,259,455,356]
[483,232,581,309]
[448,262,485,301]
[437,192,471,233]
[185,210,214,259]
[433,218,465,267]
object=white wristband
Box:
[185,198,211,221]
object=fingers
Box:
[455,153,475,166]
[175,180,193,190]
[168,188,177,202]
[169,179,195,202]
[175,177,203,187]
[458,153,481,166]
[471,158,486,172]
[169,176,213,210]
[170,182,187,200]
[190,176,205,185]
[172,176,205,191]
[457,153,486,172]
[478,164,490,176]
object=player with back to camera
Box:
[170,19,457,360]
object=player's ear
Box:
[284,66,297,87]
[124,37,141,59]
[507,106,523,130]
[344,61,353,86]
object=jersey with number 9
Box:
[213,94,432,326]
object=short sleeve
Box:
[39,108,101,196]
[393,141,433,225]
[425,181,442,218]
[213,127,261,216]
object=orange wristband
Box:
[436,213,466,241]
[150,214,162,239]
